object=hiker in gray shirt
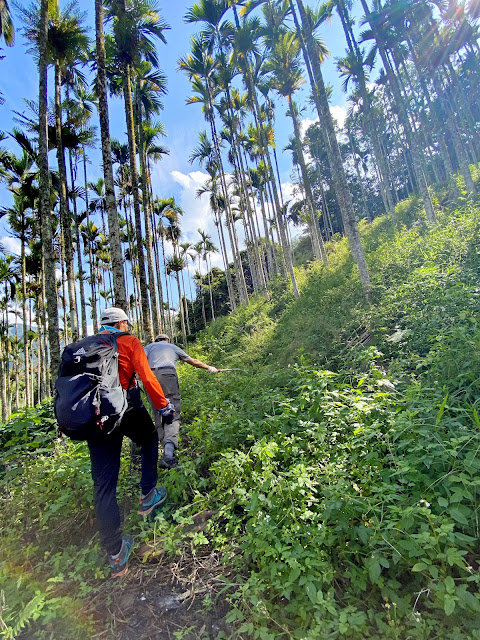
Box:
[145,334,219,468]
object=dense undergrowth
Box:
[2,193,480,638]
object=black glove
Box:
[159,401,175,425]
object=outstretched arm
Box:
[186,357,218,373]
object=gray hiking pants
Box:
[150,367,181,448]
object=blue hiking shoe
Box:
[137,486,167,516]
[109,534,134,578]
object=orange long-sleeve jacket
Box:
[116,333,168,410]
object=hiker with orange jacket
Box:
[90,307,175,577]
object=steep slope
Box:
[2,199,480,639]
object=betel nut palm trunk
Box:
[358,0,436,224]
[123,63,153,342]
[293,0,371,300]
[38,0,60,386]
[54,63,79,342]
[288,97,328,264]
[137,99,161,335]
[94,0,128,315]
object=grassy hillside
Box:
[2,197,480,639]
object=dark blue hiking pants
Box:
[87,403,158,555]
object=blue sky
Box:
[0,0,359,303]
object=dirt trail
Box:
[86,544,232,639]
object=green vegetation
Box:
[2,198,480,638]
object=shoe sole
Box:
[137,493,167,516]
[159,457,178,469]
[111,564,129,578]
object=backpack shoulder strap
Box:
[107,331,136,389]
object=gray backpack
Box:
[54,333,128,440]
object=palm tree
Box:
[196,170,237,310]
[231,12,300,298]
[188,124,247,305]
[290,0,371,299]
[264,32,328,264]
[179,35,249,304]
[152,197,183,332]
[165,254,187,346]
[80,220,101,332]
[0,0,14,45]
[89,178,108,231]
[179,241,194,333]
[0,254,19,419]
[38,0,60,384]
[197,228,218,321]
[95,0,127,313]
[358,0,436,223]
[20,0,90,343]
[2,194,34,407]
[336,45,396,218]
[107,0,169,343]
[193,241,207,327]
[0,0,14,105]
[135,63,168,335]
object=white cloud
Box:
[281,182,297,201]
[330,105,347,130]
[170,169,212,237]
[1,236,21,255]
[171,169,195,190]
[300,117,319,138]
[300,106,347,138]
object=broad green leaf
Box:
[449,507,469,525]
[305,581,317,605]
[444,594,456,616]
[445,576,455,594]
[367,557,381,583]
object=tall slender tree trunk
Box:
[175,272,187,346]
[209,115,249,303]
[38,0,60,384]
[288,98,328,263]
[196,255,207,327]
[336,0,395,218]
[123,64,152,342]
[213,206,236,310]
[40,256,50,396]
[137,98,161,335]
[148,170,166,328]
[206,256,216,321]
[179,268,191,335]
[359,0,435,224]
[347,130,371,222]
[69,149,88,337]
[36,304,44,401]
[95,0,127,312]
[294,0,371,299]
[0,340,6,422]
[247,75,298,296]
[20,223,31,407]
[55,64,78,342]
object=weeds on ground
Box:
[2,200,480,638]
